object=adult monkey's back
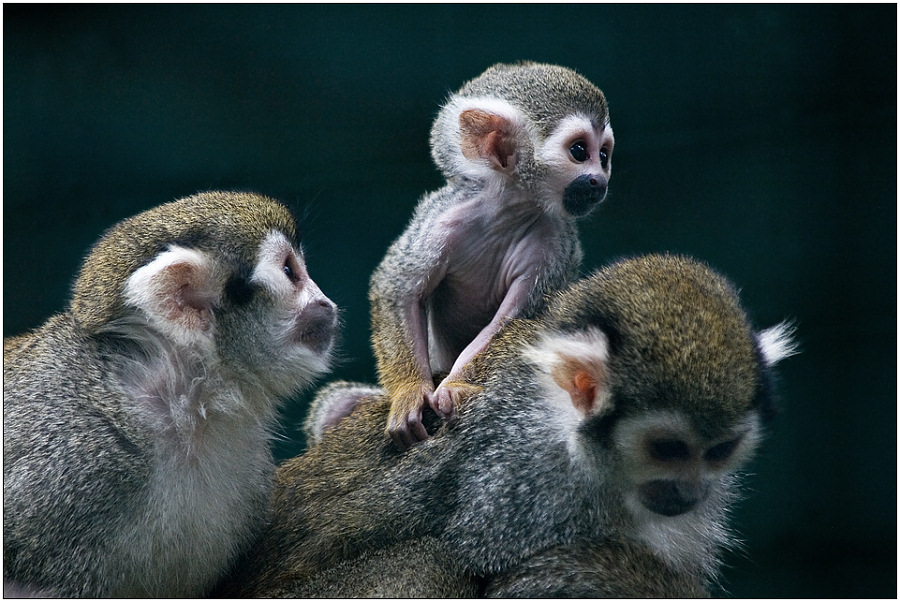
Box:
[220,254,794,597]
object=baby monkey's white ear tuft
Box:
[524,327,612,418]
[124,246,225,347]
[756,321,799,367]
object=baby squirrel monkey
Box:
[220,254,795,597]
[370,61,614,448]
[3,192,337,597]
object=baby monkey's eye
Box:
[599,148,609,169]
[569,141,588,162]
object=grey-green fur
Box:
[220,254,788,597]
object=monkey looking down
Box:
[367,61,615,449]
[221,254,795,597]
[3,191,337,597]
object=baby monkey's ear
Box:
[123,246,225,347]
[455,97,529,176]
[524,327,613,419]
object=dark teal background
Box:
[4,4,895,597]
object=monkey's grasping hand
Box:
[386,382,434,450]
[386,380,480,450]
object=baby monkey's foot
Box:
[431,380,482,419]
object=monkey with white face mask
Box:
[221,254,795,598]
[3,191,338,598]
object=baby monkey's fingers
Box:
[386,386,432,450]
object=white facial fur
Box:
[613,411,762,486]
[537,113,614,208]
[249,230,337,393]
[523,322,771,578]
[251,230,315,305]
[613,410,762,576]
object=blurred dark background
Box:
[4,4,895,597]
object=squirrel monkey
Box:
[370,61,614,448]
[3,191,337,597]
[218,254,795,597]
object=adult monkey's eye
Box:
[704,438,741,463]
[648,439,690,462]
[283,257,298,283]
[569,140,588,162]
